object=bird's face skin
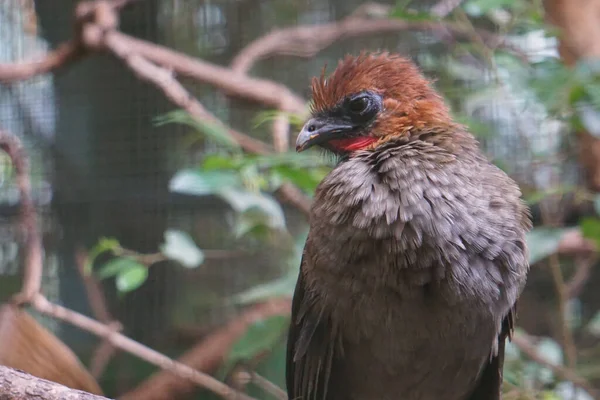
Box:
[296,90,383,153]
[296,52,453,155]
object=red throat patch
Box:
[328,137,377,152]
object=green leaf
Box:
[270,165,322,193]
[154,110,240,149]
[464,0,518,15]
[85,237,121,275]
[218,187,286,232]
[226,315,289,364]
[585,310,600,336]
[97,257,140,279]
[233,271,298,304]
[202,154,242,171]
[391,7,436,21]
[160,229,204,268]
[576,102,600,137]
[116,263,148,292]
[526,228,569,265]
[580,217,600,248]
[169,169,240,196]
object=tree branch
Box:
[230,4,529,74]
[0,366,110,400]
[512,333,599,398]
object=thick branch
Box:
[0,365,109,400]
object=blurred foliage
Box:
[84,0,600,398]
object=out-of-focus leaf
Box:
[566,298,582,330]
[226,315,289,364]
[160,229,204,268]
[554,382,594,400]
[391,7,436,21]
[530,337,563,384]
[585,310,600,336]
[233,271,298,304]
[218,187,286,231]
[202,154,242,171]
[97,257,140,279]
[169,169,240,196]
[116,263,148,292]
[271,165,322,193]
[252,109,306,131]
[463,0,517,15]
[580,217,600,249]
[526,228,569,265]
[576,102,600,137]
[86,237,121,274]
[154,110,240,149]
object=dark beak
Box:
[296,118,354,152]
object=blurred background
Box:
[0,0,599,399]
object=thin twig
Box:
[0,131,42,305]
[538,203,578,371]
[512,333,598,398]
[0,41,85,83]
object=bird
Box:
[286,52,531,400]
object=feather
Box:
[286,257,342,400]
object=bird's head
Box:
[296,52,453,155]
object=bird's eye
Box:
[349,97,370,114]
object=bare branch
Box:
[231,8,529,74]
[0,366,110,400]
[31,294,255,400]
[0,41,85,83]
[512,333,598,398]
[0,131,43,305]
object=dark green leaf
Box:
[580,217,600,249]
[227,315,289,363]
[169,169,240,196]
[391,7,436,21]
[116,263,148,292]
[271,165,322,192]
[160,229,204,268]
[526,228,569,265]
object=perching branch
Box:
[0,366,110,400]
